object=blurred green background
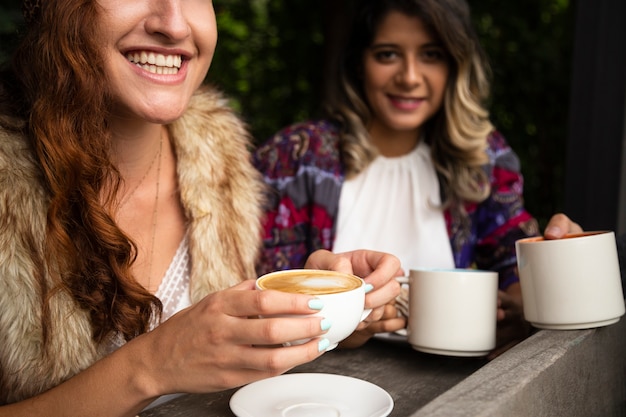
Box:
[0,0,575,228]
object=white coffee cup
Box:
[398,268,498,357]
[256,269,371,350]
[515,231,625,330]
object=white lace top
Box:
[103,234,191,354]
[155,234,192,322]
[332,141,455,273]
[101,235,192,409]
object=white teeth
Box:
[126,51,182,74]
[137,63,179,75]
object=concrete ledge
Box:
[413,317,626,417]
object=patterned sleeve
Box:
[472,131,540,289]
[252,121,344,275]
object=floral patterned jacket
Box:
[253,120,539,289]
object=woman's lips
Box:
[126,51,183,75]
[388,95,424,110]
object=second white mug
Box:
[399,268,498,357]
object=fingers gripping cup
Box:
[515,231,625,330]
[256,269,372,350]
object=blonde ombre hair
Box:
[324,0,493,203]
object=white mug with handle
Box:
[397,268,498,357]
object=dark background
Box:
[2,0,624,231]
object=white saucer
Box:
[375,332,490,357]
[411,345,490,357]
[229,373,394,417]
[373,329,408,344]
[531,316,621,330]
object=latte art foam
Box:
[258,271,362,295]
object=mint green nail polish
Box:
[308,298,324,310]
[364,284,374,293]
[320,318,332,331]
[318,338,331,352]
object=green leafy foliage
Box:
[0,0,23,65]
[212,0,326,143]
[469,0,574,226]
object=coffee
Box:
[257,270,362,295]
[256,269,370,350]
[522,231,606,243]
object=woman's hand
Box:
[337,302,406,349]
[0,280,329,417]
[137,279,330,396]
[544,213,583,239]
[305,249,403,348]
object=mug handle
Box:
[358,275,408,320]
[395,276,409,285]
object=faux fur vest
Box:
[0,86,265,404]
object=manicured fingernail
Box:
[320,318,332,331]
[364,284,374,293]
[308,298,324,310]
[318,338,331,352]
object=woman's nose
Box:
[144,0,191,41]
[396,58,423,87]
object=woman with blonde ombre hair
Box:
[255,0,539,355]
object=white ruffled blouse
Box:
[332,141,455,273]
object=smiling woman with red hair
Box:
[0,0,401,415]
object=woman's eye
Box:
[422,48,446,62]
[374,50,398,62]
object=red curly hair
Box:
[1,0,161,345]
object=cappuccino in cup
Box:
[256,269,370,350]
[256,270,362,295]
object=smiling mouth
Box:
[389,95,422,103]
[388,94,424,110]
[126,51,182,75]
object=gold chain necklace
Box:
[116,131,164,291]
[118,137,162,209]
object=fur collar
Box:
[0,86,264,403]
[174,86,264,299]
